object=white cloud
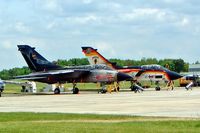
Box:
[164,0,185,4]
[121,8,168,22]
[19,38,46,47]
[0,0,200,70]
[82,0,93,4]
[134,8,161,16]
[42,0,60,11]
[15,22,30,33]
[46,22,57,30]
[118,7,194,34]
[71,30,82,35]
[65,14,100,24]
[194,27,200,34]
[94,42,116,56]
[180,17,190,27]
[2,41,12,49]
[99,2,122,11]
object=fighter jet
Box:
[82,47,183,91]
[16,45,131,94]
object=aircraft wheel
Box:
[73,87,79,94]
[117,87,120,91]
[99,86,107,94]
[155,87,161,91]
[130,86,136,91]
[54,88,60,94]
[21,86,26,92]
[99,89,107,94]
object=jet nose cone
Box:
[168,71,183,80]
[117,72,132,81]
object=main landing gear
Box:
[98,85,107,94]
[155,80,174,91]
[54,85,61,94]
[72,82,79,94]
[155,81,161,91]
[53,82,79,94]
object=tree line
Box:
[0,58,189,80]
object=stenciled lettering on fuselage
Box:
[95,74,114,81]
[123,70,167,81]
[138,73,167,81]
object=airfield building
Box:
[189,64,200,75]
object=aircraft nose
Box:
[117,72,132,81]
[167,71,183,80]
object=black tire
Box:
[100,89,107,94]
[21,86,26,92]
[131,86,137,91]
[155,87,161,91]
[73,87,79,94]
[54,88,60,94]
[99,86,107,94]
[130,86,134,91]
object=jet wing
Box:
[15,69,90,81]
[16,73,53,80]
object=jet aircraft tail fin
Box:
[18,45,62,72]
[82,47,116,69]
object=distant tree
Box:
[173,59,185,73]
[195,61,200,64]
[56,58,89,66]
[0,58,189,80]
[0,67,31,80]
[183,63,189,72]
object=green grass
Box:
[4,80,180,94]
[4,82,102,93]
[0,113,199,133]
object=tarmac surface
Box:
[0,87,200,118]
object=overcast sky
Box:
[0,0,200,70]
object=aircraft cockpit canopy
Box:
[141,64,168,71]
